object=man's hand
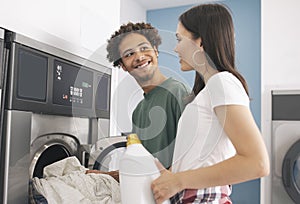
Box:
[86,170,120,182]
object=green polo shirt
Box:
[132,77,190,168]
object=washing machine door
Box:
[30,133,80,179]
[282,139,300,203]
[91,136,126,172]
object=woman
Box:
[151,4,269,204]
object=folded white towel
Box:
[32,156,121,204]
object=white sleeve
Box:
[207,73,249,108]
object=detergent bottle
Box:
[119,133,170,204]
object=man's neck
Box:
[140,74,167,94]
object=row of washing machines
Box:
[0,28,126,203]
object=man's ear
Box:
[119,62,127,71]
[153,46,159,57]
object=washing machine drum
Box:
[30,134,80,179]
[282,139,300,203]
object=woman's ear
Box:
[197,38,204,51]
[199,38,204,52]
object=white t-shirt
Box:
[172,71,249,172]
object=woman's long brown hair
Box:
[179,4,249,97]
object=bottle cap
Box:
[126,133,141,146]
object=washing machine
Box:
[271,90,300,204]
[0,29,113,204]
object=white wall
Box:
[261,0,300,203]
[0,0,120,53]
[120,0,146,24]
[0,0,120,71]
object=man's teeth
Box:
[137,61,149,68]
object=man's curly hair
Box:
[106,22,162,67]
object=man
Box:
[88,22,190,178]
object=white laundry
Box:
[43,156,87,177]
[32,156,121,204]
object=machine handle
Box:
[82,151,90,168]
[93,141,126,170]
[282,158,291,187]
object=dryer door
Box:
[282,139,300,203]
[91,136,126,172]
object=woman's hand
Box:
[151,159,183,204]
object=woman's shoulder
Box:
[207,71,243,89]
[206,71,249,107]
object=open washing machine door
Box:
[29,133,83,203]
[90,136,126,172]
[29,133,81,179]
[282,139,300,203]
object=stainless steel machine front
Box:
[0,29,112,203]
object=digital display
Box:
[17,48,48,101]
[272,94,300,120]
[53,60,93,109]
[96,74,110,111]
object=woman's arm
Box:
[180,105,269,187]
[152,105,270,203]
